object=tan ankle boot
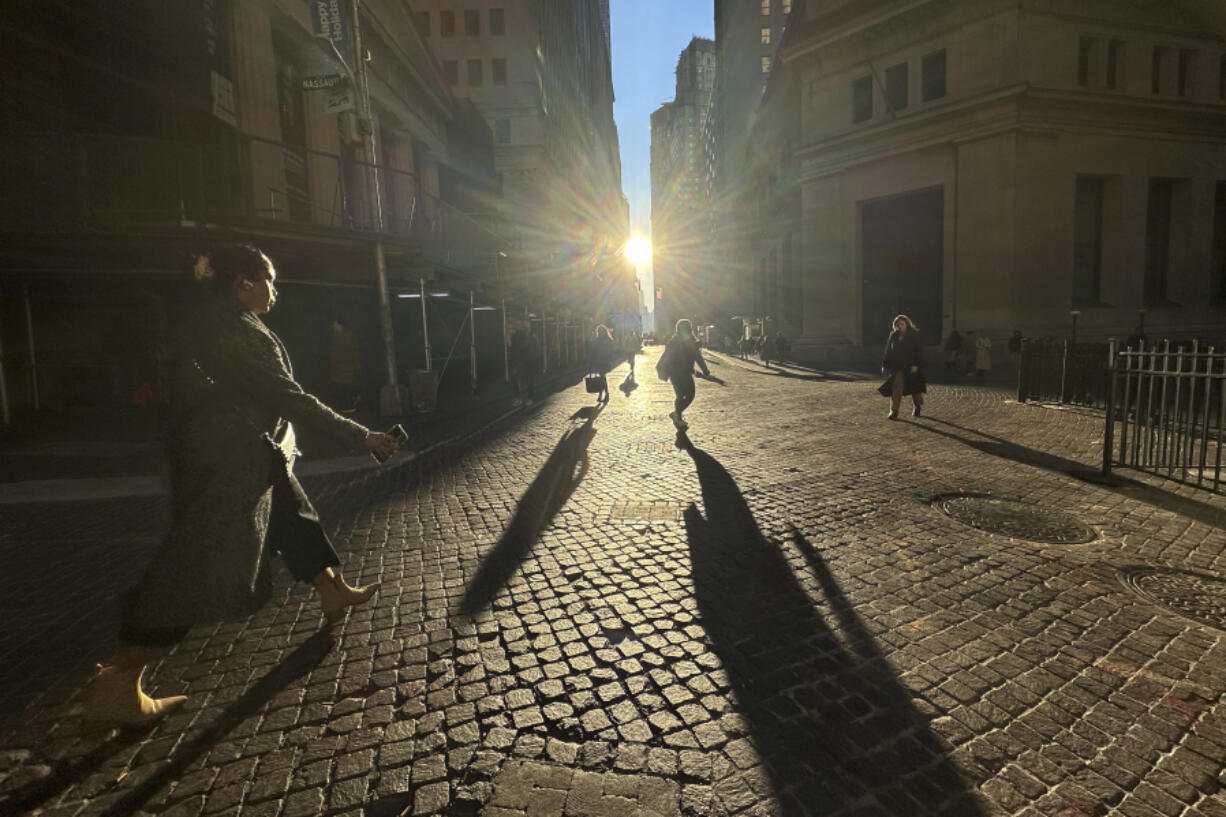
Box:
[317,573,380,626]
[81,664,186,737]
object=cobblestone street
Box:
[2,346,1225,817]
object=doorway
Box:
[860,187,944,345]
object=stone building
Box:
[774,0,1226,351]
[702,0,793,335]
[0,0,515,427]
[408,0,631,322]
[650,37,716,334]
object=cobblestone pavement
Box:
[2,347,1226,817]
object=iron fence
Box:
[1017,337,1111,408]
[1103,340,1225,491]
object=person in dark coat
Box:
[659,318,710,431]
[588,324,616,402]
[81,244,400,736]
[880,314,926,419]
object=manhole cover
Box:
[937,495,1096,544]
[1120,567,1226,631]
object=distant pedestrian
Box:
[760,333,778,368]
[509,323,538,406]
[943,329,962,369]
[657,318,710,431]
[974,334,993,377]
[879,314,926,419]
[81,244,400,736]
[587,324,616,403]
[620,329,639,380]
[328,318,362,414]
[1007,329,1023,362]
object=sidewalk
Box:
[0,368,588,504]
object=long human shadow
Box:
[0,631,334,817]
[458,412,597,616]
[678,438,986,815]
[914,416,1226,530]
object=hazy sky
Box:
[610,0,714,292]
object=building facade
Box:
[650,37,716,334]
[0,0,527,427]
[408,0,631,322]
[777,0,1226,351]
[703,0,793,335]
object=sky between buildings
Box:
[611,0,714,301]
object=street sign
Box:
[326,89,356,114]
[302,74,343,90]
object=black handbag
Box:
[585,373,607,394]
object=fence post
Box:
[1103,338,1117,477]
[1059,339,1070,404]
[1017,338,1030,403]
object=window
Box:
[490,8,505,35]
[783,0,792,12]
[1106,40,1123,89]
[440,10,455,37]
[464,9,480,36]
[467,58,483,85]
[761,0,770,15]
[443,60,458,84]
[761,56,771,74]
[492,58,507,84]
[1073,177,1105,305]
[886,62,908,111]
[1144,180,1173,305]
[495,119,511,145]
[922,49,946,101]
[761,27,771,45]
[1213,182,1226,299]
[1078,37,1093,86]
[1152,45,1169,93]
[1178,49,1195,96]
[415,11,430,36]
[852,75,873,122]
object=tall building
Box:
[0,0,517,426]
[704,0,792,331]
[774,0,1226,352]
[409,0,629,320]
[650,37,716,334]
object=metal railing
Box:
[1103,339,1225,491]
[1017,337,1111,408]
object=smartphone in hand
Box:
[373,424,408,464]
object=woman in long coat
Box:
[880,314,926,419]
[660,318,710,431]
[83,244,399,735]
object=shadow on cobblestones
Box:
[919,417,1226,530]
[0,631,335,817]
[678,439,988,815]
[458,412,598,616]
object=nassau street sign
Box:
[302,74,343,91]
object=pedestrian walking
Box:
[760,333,778,368]
[620,329,639,381]
[878,314,926,419]
[586,324,616,403]
[943,328,962,369]
[657,318,710,431]
[974,333,993,377]
[509,322,538,406]
[80,244,400,736]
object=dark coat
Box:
[662,336,710,380]
[881,329,927,396]
[122,297,370,632]
[589,334,617,375]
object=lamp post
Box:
[1070,309,1081,347]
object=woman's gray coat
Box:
[122,297,369,632]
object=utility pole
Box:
[348,0,403,416]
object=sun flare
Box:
[624,235,652,267]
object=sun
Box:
[623,235,652,267]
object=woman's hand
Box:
[364,432,399,463]
[910,365,918,374]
